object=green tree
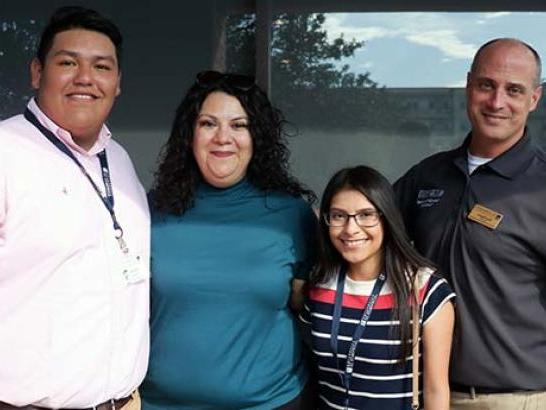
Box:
[0,18,41,119]
[226,13,405,130]
[271,13,373,90]
[226,14,255,77]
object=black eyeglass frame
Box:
[323,210,382,228]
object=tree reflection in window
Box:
[226,13,407,132]
[0,18,42,119]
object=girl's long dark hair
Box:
[313,165,434,361]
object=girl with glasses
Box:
[300,165,455,409]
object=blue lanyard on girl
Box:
[330,266,387,407]
[24,108,128,252]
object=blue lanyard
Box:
[330,266,387,405]
[24,108,127,250]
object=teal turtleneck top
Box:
[141,179,317,409]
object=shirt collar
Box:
[454,129,535,179]
[28,98,112,156]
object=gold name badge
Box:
[467,204,503,230]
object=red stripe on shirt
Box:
[309,283,428,310]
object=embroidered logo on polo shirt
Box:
[416,189,444,207]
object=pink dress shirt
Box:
[0,99,150,408]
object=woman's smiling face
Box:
[192,91,253,188]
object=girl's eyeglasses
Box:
[324,209,381,228]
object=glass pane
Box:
[0,17,43,119]
[226,13,256,76]
[228,12,546,196]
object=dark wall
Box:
[1,0,217,187]
[110,1,217,129]
[108,1,218,187]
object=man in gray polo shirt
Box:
[395,38,546,409]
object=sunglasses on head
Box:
[195,70,256,91]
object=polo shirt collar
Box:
[28,98,112,156]
[453,129,534,179]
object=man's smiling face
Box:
[31,28,121,150]
[466,39,542,158]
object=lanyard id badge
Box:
[330,266,387,409]
[24,108,144,285]
[119,244,145,284]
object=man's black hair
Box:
[36,6,122,67]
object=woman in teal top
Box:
[141,71,317,409]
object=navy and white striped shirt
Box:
[300,267,455,410]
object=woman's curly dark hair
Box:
[152,73,316,215]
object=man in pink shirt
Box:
[0,7,150,410]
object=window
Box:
[0,17,42,119]
[226,9,546,195]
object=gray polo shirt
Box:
[394,132,546,390]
